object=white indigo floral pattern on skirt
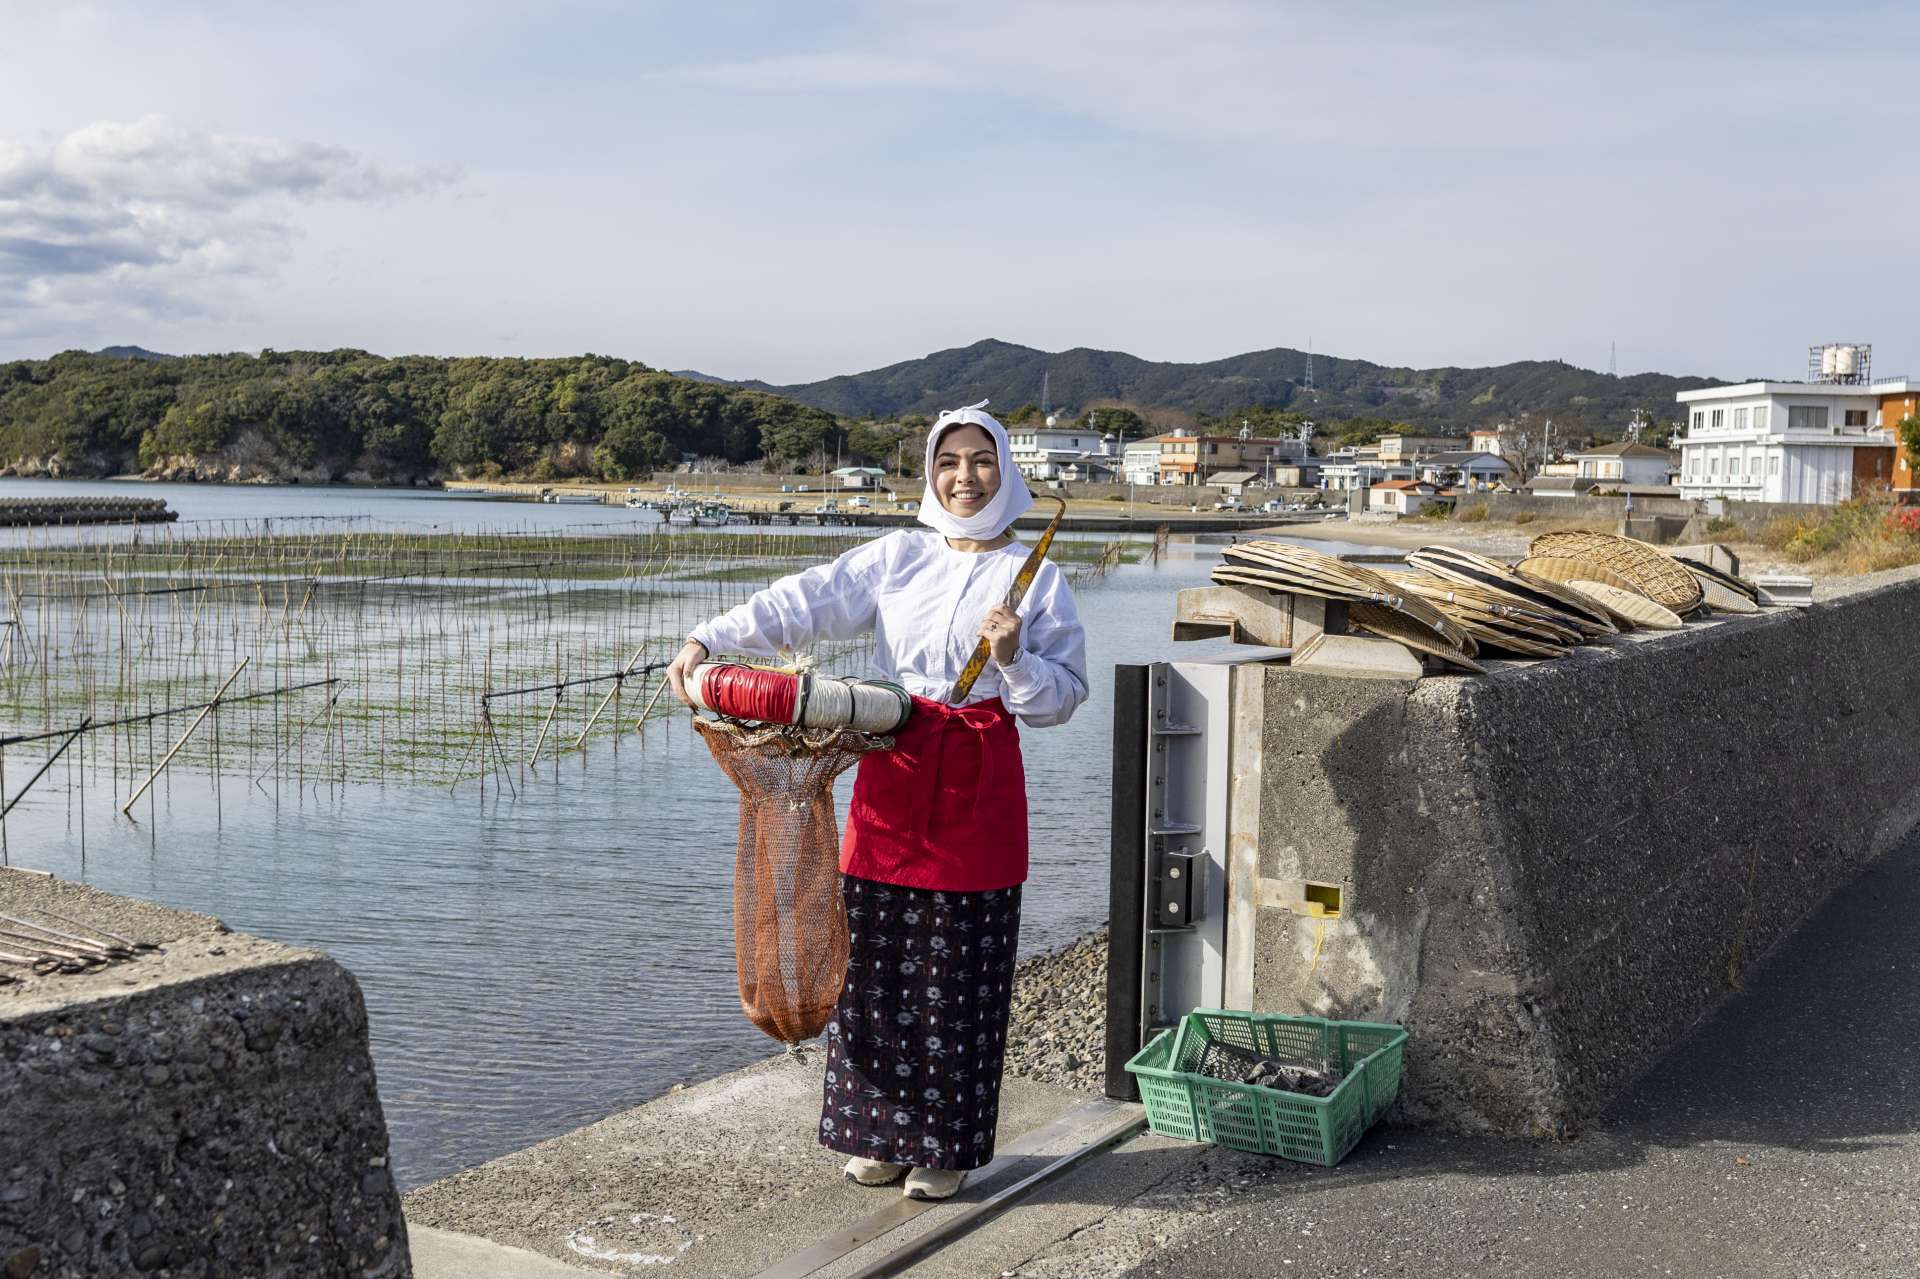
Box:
[819,875,1022,1171]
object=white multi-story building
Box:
[1674,380,1906,504]
[1008,425,1121,481]
[1319,447,1411,492]
[1122,435,1168,485]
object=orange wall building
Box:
[1882,386,1920,496]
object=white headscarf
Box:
[915,399,1035,540]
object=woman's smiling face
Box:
[932,424,1001,519]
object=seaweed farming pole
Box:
[120,658,249,815]
[0,718,89,832]
[572,643,650,749]
[0,675,342,747]
[250,684,348,788]
[479,660,669,705]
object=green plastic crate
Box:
[1124,1009,1408,1166]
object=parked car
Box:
[796,484,812,493]
[1214,499,1246,512]
[846,496,871,509]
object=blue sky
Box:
[2,1,1916,383]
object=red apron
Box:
[841,695,1028,892]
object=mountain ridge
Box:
[697,338,1726,432]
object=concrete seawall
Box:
[0,872,408,1278]
[1232,567,1920,1134]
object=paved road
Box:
[1118,833,1920,1279]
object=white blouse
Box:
[688,530,1089,727]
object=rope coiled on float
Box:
[688,663,911,736]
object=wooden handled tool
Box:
[950,494,1068,704]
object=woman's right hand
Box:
[666,639,709,706]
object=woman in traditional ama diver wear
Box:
[665,401,1088,1200]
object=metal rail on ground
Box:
[750,1099,1146,1279]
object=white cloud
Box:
[0,116,455,344]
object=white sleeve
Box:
[995,562,1089,728]
[688,535,888,658]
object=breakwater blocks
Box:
[0,872,409,1277]
[1230,569,1920,1135]
[0,496,176,527]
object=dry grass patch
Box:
[1758,493,1920,575]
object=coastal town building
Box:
[1122,435,1167,485]
[1319,447,1410,492]
[1883,385,1920,499]
[830,466,888,490]
[1007,425,1121,481]
[1368,478,1445,515]
[1204,470,1261,497]
[1267,461,1322,488]
[1469,428,1505,457]
[1376,434,1455,464]
[1415,451,1512,489]
[1674,377,1905,504]
[1574,442,1676,487]
[1146,432,1307,487]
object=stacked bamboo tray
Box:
[1213,531,1763,674]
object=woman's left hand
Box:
[981,605,1022,666]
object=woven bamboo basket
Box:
[1673,556,1763,609]
[1406,546,1614,637]
[1527,532,1704,613]
[1348,602,1485,672]
[1514,556,1644,597]
[1216,542,1473,652]
[1570,581,1684,630]
[1694,576,1760,614]
[1383,572,1577,657]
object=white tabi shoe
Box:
[903,1167,966,1201]
[844,1156,908,1186]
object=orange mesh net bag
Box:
[693,719,894,1045]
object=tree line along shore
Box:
[0,347,1692,489]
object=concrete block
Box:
[0,871,408,1278]
[1666,543,1741,575]
[1291,631,1424,680]
[1227,568,1920,1135]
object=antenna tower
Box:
[1609,341,1617,378]
[1041,370,1051,414]
[1304,337,1314,393]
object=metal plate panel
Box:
[1140,660,1234,1037]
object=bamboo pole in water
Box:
[121,657,248,815]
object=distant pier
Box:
[440,479,1309,534]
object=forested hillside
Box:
[704,338,1725,434]
[0,337,1730,485]
[0,350,854,482]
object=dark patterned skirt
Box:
[818,874,1022,1171]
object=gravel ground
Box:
[1003,925,1109,1093]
